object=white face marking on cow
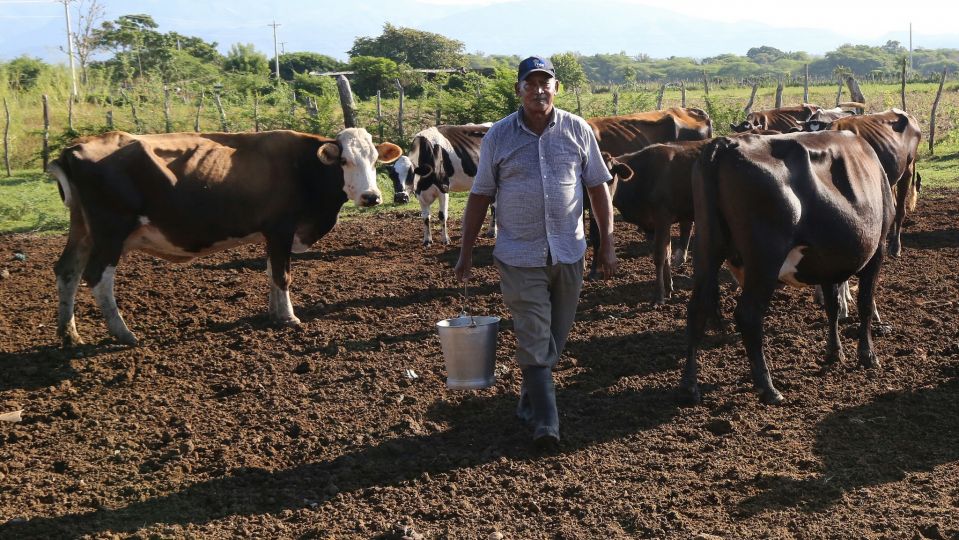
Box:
[335,128,383,207]
[778,246,809,288]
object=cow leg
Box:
[820,283,846,365]
[419,198,432,246]
[681,253,725,405]
[483,200,497,238]
[652,221,672,306]
[438,192,451,245]
[888,176,911,258]
[812,285,825,306]
[735,270,783,405]
[265,239,300,325]
[55,208,91,348]
[855,249,884,369]
[837,280,851,319]
[671,221,693,268]
[84,239,138,346]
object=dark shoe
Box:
[521,366,559,444]
[533,431,560,452]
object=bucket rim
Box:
[436,315,501,328]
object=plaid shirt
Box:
[471,107,611,267]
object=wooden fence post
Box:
[42,95,50,171]
[163,86,172,133]
[702,69,709,96]
[803,64,809,103]
[213,90,228,132]
[680,81,686,107]
[253,92,260,132]
[928,68,948,155]
[743,82,759,114]
[834,76,843,106]
[194,91,203,132]
[656,83,666,110]
[3,97,10,177]
[901,58,907,110]
[612,90,619,115]
[376,90,383,142]
[775,78,784,108]
[106,95,114,130]
[68,96,74,131]
[336,75,357,128]
[395,79,405,142]
[843,75,866,112]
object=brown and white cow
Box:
[392,123,494,246]
[801,108,922,258]
[683,131,894,405]
[49,128,401,347]
[584,107,712,278]
[610,140,708,304]
[730,102,863,133]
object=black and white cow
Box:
[392,124,495,246]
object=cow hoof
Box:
[652,298,666,308]
[872,324,892,337]
[274,316,301,327]
[819,348,846,366]
[859,352,880,369]
[115,332,139,347]
[60,333,85,349]
[677,384,702,405]
[759,388,784,405]
[423,241,432,247]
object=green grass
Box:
[0,170,68,234]
[919,136,959,193]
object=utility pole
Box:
[59,0,78,98]
[909,22,913,72]
[268,20,281,83]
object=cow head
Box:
[318,128,401,207]
[800,119,832,132]
[388,155,414,204]
[730,120,757,133]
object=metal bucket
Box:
[436,315,500,390]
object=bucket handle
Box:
[459,281,477,327]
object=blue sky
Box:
[2,0,957,64]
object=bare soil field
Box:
[1,191,957,540]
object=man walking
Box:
[454,56,617,449]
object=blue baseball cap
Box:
[517,56,555,82]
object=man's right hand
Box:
[454,251,472,282]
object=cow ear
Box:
[612,163,634,181]
[414,164,433,177]
[318,142,340,165]
[376,142,402,164]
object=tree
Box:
[224,43,269,75]
[4,56,48,91]
[275,52,345,80]
[551,52,588,90]
[747,46,785,65]
[349,23,465,68]
[348,56,403,98]
[68,0,106,85]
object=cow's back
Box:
[588,107,711,156]
[829,109,921,185]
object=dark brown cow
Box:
[802,108,922,257]
[584,107,713,278]
[730,104,820,133]
[610,140,707,304]
[683,131,894,405]
[50,128,402,347]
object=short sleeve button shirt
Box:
[471,107,612,267]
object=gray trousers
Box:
[494,256,584,369]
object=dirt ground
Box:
[1,190,957,540]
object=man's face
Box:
[517,72,557,114]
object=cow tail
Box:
[47,148,77,209]
[907,169,921,212]
[691,138,736,315]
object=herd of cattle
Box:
[48,101,922,404]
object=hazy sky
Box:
[1,0,956,63]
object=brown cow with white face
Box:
[50,128,401,348]
[683,131,894,405]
